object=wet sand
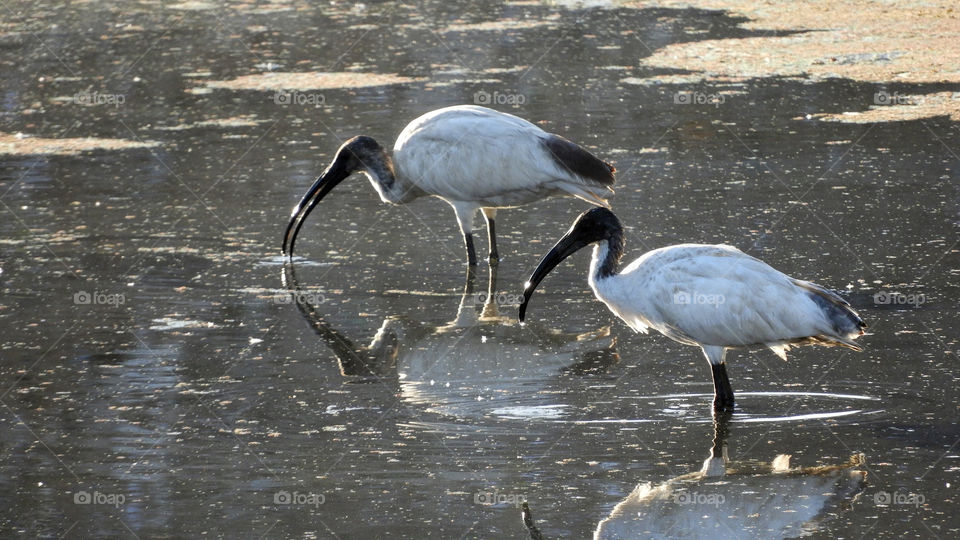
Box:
[630,0,960,121]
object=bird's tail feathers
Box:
[562,183,614,208]
[542,134,616,186]
[792,279,867,336]
[767,333,864,361]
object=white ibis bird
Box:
[282,105,615,265]
[518,207,867,411]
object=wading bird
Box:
[518,207,866,411]
[282,105,615,265]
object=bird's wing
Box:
[618,245,851,355]
[393,106,614,205]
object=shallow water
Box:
[1,1,959,538]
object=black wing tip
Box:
[543,134,615,186]
[805,289,867,336]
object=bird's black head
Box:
[518,207,624,322]
[569,207,623,243]
[342,136,387,169]
[282,136,392,257]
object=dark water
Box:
[2,1,958,538]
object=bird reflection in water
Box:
[593,412,866,539]
[281,265,619,422]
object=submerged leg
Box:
[701,407,732,476]
[479,261,500,318]
[486,261,498,297]
[702,345,734,411]
[481,207,499,265]
[450,265,479,327]
[462,264,477,296]
[451,203,479,266]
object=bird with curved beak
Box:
[282,105,615,266]
[519,207,867,411]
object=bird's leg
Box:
[702,345,734,411]
[481,208,499,265]
[463,233,478,266]
[711,363,735,411]
[452,203,479,266]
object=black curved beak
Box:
[518,230,592,322]
[282,157,351,257]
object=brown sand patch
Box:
[0,132,159,156]
[629,0,960,84]
[195,71,425,92]
[154,116,268,131]
[442,18,558,33]
[166,1,217,10]
[431,65,527,76]
[621,74,751,86]
[810,91,960,123]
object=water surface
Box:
[1,1,958,537]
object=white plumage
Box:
[283,105,615,265]
[591,243,863,359]
[393,106,613,207]
[520,208,867,411]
